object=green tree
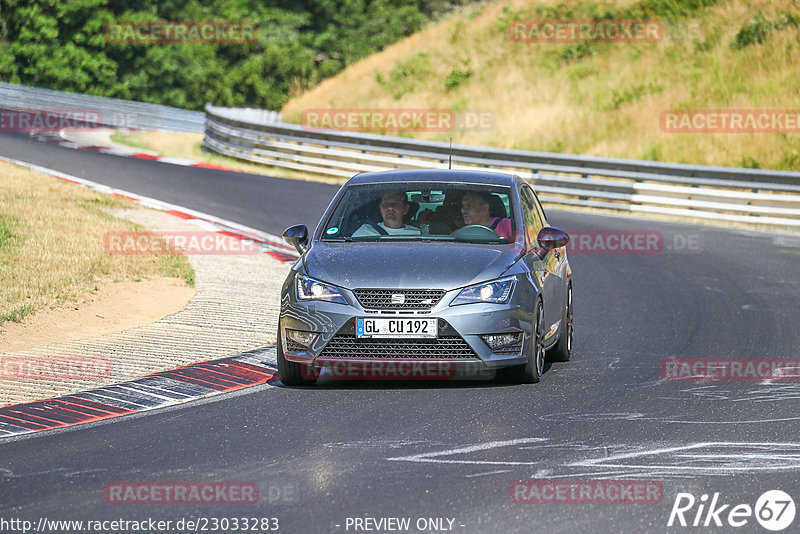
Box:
[0,0,459,109]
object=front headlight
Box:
[296,275,347,304]
[451,277,515,306]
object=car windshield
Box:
[321,182,516,243]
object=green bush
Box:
[729,10,799,50]
[601,81,663,111]
[560,43,594,64]
[445,61,471,91]
[731,13,773,49]
[377,52,431,99]
[742,156,760,169]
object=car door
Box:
[520,186,564,340]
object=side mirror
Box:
[283,224,309,254]
[536,227,569,251]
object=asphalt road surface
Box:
[2,131,800,533]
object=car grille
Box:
[353,289,445,310]
[492,339,524,355]
[318,335,477,359]
[285,338,306,353]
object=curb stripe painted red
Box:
[0,349,278,439]
[72,181,298,261]
[0,152,287,439]
[31,130,244,172]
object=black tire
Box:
[277,335,311,386]
[504,299,544,384]
[548,283,572,363]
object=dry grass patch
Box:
[281,0,800,170]
[0,161,193,327]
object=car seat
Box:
[405,201,420,224]
[488,194,507,219]
[343,198,380,235]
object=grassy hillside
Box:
[282,0,800,170]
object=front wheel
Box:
[277,335,312,386]
[504,299,544,384]
[548,283,572,362]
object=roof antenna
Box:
[448,138,452,169]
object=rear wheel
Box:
[277,335,311,386]
[504,299,544,384]
[548,283,572,362]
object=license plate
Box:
[356,318,437,338]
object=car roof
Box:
[345,169,517,187]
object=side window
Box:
[531,190,547,226]
[520,188,543,247]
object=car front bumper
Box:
[279,283,536,378]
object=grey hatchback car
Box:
[278,169,572,385]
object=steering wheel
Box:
[451,224,499,240]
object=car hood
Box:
[303,241,524,290]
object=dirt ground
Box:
[0,277,195,353]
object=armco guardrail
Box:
[0,82,205,132]
[204,104,800,228]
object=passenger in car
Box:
[415,189,464,234]
[352,191,422,237]
[459,191,513,240]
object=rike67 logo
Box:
[668,490,795,531]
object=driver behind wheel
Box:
[459,191,513,240]
[352,191,422,237]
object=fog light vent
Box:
[480,332,523,355]
[286,329,319,348]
